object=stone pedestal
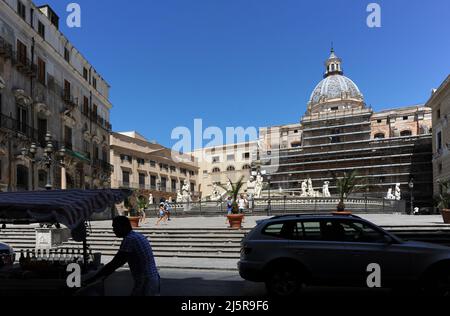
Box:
[35,228,71,250]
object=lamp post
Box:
[42,132,66,190]
[267,175,272,216]
[409,178,414,215]
[21,143,37,190]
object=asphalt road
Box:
[97,268,393,297]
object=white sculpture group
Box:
[300,178,331,198]
[177,180,192,203]
[385,184,401,201]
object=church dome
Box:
[307,49,365,113]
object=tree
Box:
[334,170,361,212]
[218,176,246,214]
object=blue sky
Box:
[41,0,450,148]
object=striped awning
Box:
[0,189,131,230]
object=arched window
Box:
[226,166,235,172]
[212,167,221,173]
[374,133,385,139]
[242,165,251,170]
[400,130,412,137]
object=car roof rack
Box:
[269,213,362,220]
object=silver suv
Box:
[239,214,450,296]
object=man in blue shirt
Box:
[86,216,160,296]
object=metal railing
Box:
[0,113,38,141]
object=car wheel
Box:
[265,267,304,296]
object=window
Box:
[37,118,47,147]
[17,1,26,20]
[172,179,177,192]
[212,156,220,163]
[374,133,385,140]
[38,21,45,39]
[291,141,302,148]
[137,158,145,166]
[37,58,46,85]
[122,171,130,186]
[83,68,88,81]
[83,141,90,158]
[331,107,339,111]
[337,221,387,243]
[64,126,73,149]
[93,77,97,89]
[263,221,296,239]
[226,166,236,172]
[139,173,146,189]
[17,40,27,65]
[190,182,195,193]
[83,97,89,115]
[242,165,251,170]
[377,119,382,124]
[302,221,322,241]
[227,154,235,161]
[400,130,412,137]
[243,152,250,160]
[16,107,28,134]
[64,48,70,63]
[161,177,167,191]
[16,165,29,191]
[403,116,409,121]
[150,160,156,167]
[331,136,341,143]
[64,80,71,100]
[212,167,221,173]
[189,170,195,176]
[170,166,176,173]
[150,175,157,190]
[437,131,443,151]
[203,170,208,175]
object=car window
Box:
[342,221,387,243]
[301,221,322,240]
[262,221,296,239]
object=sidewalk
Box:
[92,213,447,229]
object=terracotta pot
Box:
[441,209,450,224]
[227,214,245,229]
[332,211,353,216]
[128,216,140,228]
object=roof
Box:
[0,189,130,230]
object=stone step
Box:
[62,240,240,247]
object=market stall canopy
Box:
[0,189,131,230]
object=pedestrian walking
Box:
[156,203,168,226]
[85,216,160,296]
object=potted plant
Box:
[124,197,140,228]
[219,176,246,229]
[436,180,450,224]
[333,170,361,214]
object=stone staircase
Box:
[2,226,450,262]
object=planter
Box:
[332,211,353,216]
[227,214,245,230]
[442,209,450,224]
[128,216,140,228]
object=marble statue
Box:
[385,188,395,200]
[394,183,401,201]
[307,178,315,197]
[148,194,154,205]
[177,190,183,202]
[226,179,233,192]
[254,174,264,198]
[301,180,308,197]
[210,183,222,201]
[182,180,192,203]
[322,181,331,198]
[247,176,256,194]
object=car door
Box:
[288,220,352,284]
[337,219,412,288]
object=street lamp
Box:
[42,132,66,190]
[409,178,414,215]
[267,175,272,216]
[21,143,37,190]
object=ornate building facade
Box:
[110,131,200,202]
[0,1,112,191]
[427,75,450,196]
[256,50,433,209]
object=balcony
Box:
[0,113,38,141]
[62,93,78,109]
[93,159,114,173]
[0,37,13,60]
[13,54,37,78]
